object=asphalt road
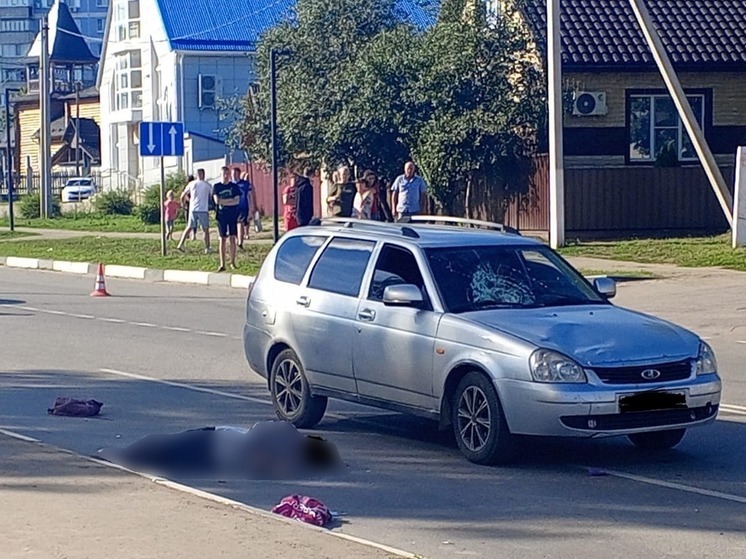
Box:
[1,266,745,559]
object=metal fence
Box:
[1,170,105,200]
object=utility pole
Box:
[269,48,291,244]
[4,87,20,232]
[39,16,52,218]
[75,81,81,177]
[547,0,565,248]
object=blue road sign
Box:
[139,121,185,157]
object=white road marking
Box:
[162,326,192,332]
[99,317,126,324]
[737,341,746,345]
[602,469,746,505]
[99,368,273,407]
[131,322,157,328]
[198,331,228,338]
[70,313,95,319]
[0,426,415,559]
[720,404,746,416]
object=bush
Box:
[136,184,162,224]
[19,193,61,219]
[136,172,189,224]
[94,190,135,215]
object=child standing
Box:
[163,190,180,240]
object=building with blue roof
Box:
[96,0,436,190]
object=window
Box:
[113,0,140,41]
[308,238,375,297]
[96,0,108,6]
[96,18,104,33]
[1,44,25,57]
[2,68,25,82]
[368,245,427,303]
[0,19,31,32]
[274,236,327,284]
[628,93,705,163]
[113,50,142,110]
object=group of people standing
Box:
[282,161,429,232]
[165,166,258,272]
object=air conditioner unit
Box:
[572,91,608,116]
[198,74,221,109]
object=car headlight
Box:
[695,341,717,375]
[529,349,587,383]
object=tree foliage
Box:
[228,0,545,216]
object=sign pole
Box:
[160,156,167,256]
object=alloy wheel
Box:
[274,358,304,416]
[457,385,492,452]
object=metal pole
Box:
[628,0,733,227]
[733,147,746,248]
[75,82,81,177]
[4,88,16,231]
[548,0,565,249]
[39,16,52,218]
[270,49,279,243]
[160,156,167,256]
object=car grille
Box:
[592,360,692,384]
[560,404,718,431]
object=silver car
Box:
[243,218,721,464]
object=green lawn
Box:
[0,236,272,274]
[0,230,38,239]
[0,212,279,240]
[560,234,746,272]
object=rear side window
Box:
[274,236,327,284]
[308,238,375,297]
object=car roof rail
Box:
[407,215,521,235]
[321,218,421,239]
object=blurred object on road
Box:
[272,494,333,527]
[47,397,103,417]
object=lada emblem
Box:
[641,369,661,380]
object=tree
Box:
[411,0,545,217]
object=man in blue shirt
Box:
[232,167,257,249]
[390,161,428,222]
[213,166,241,272]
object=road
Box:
[1,266,745,559]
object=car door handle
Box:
[296,296,311,308]
[358,309,376,322]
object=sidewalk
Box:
[0,433,402,559]
[7,226,274,244]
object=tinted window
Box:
[308,238,375,297]
[426,245,604,312]
[369,245,427,302]
[274,236,327,285]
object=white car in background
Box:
[61,177,97,202]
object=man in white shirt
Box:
[177,168,212,253]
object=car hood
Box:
[464,305,700,366]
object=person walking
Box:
[176,169,212,252]
[213,166,241,272]
[233,167,257,249]
[390,161,428,222]
[163,189,180,241]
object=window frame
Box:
[113,50,142,110]
[625,88,712,165]
[307,237,376,298]
[367,243,431,308]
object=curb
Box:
[0,256,255,290]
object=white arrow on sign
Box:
[168,125,177,155]
[147,122,156,153]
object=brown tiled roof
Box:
[525,0,746,69]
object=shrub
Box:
[94,190,135,215]
[19,193,61,219]
[136,184,162,224]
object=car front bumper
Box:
[497,374,721,437]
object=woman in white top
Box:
[353,178,374,220]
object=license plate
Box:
[619,391,686,413]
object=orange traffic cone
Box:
[90,263,110,297]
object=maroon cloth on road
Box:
[271,495,333,527]
[47,397,103,417]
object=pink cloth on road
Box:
[163,200,180,221]
[271,495,332,527]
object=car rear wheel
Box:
[270,349,327,429]
[452,371,513,465]
[627,428,686,450]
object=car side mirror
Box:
[382,284,424,307]
[593,276,617,299]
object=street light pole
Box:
[269,48,291,244]
[4,87,20,232]
[39,16,52,218]
[547,0,565,249]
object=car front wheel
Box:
[627,428,686,450]
[270,349,327,429]
[452,371,513,465]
